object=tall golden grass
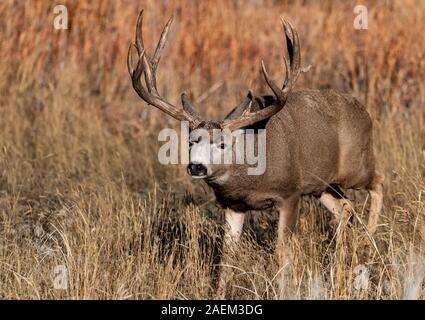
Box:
[0,0,424,299]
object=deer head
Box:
[127,10,304,180]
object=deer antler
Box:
[223,19,308,130]
[261,19,305,103]
[127,10,202,129]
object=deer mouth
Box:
[190,175,207,179]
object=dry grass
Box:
[0,0,424,299]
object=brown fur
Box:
[206,88,384,298]
[205,88,378,212]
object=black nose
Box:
[188,163,207,176]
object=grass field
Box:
[0,0,424,299]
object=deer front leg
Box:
[276,196,299,268]
[216,208,245,299]
[275,196,299,298]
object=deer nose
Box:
[188,163,207,177]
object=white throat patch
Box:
[211,173,230,185]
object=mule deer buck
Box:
[127,10,384,298]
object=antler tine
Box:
[135,10,145,54]
[280,19,292,90]
[283,19,301,84]
[133,10,158,95]
[127,10,202,129]
[141,51,158,95]
[261,60,286,103]
[127,43,135,75]
[152,15,174,69]
[282,53,291,90]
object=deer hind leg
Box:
[216,209,245,299]
[366,173,384,235]
[318,187,353,225]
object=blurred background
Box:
[0,0,424,299]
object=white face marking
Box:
[189,140,211,165]
[188,128,245,178]
[211,173,229,184]
[189,141,228,174]
[188,129,226,176]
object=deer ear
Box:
[181,93,202,120]
[224,90,254,121]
